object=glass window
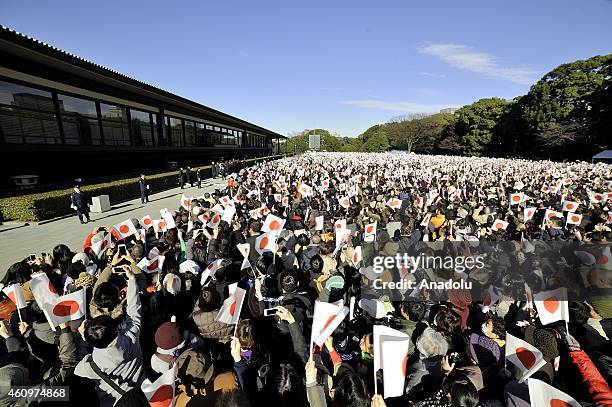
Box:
[57,93,100,145]
[0,80,61,144]
[206,124,213,130]
[184,120,195,146]
[167,117,184,147]
[196,122,208,145]
[100,103,130,145]
[130,109,153,146]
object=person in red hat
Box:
[151,316,203,374]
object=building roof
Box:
[592,150,612,159]
[0,25,285,139]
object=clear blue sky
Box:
[2,0,611,137]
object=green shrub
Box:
[0,154,290,222]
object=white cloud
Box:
[419,44,538,85]
[341,99,454,113]
[407,71,447,79]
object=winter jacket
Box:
[567,349,612,406]
[191,308,233,343]
[75,277,144,407]
[89,263,146,320]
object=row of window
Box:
[0,79,271,148]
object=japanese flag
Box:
[562,201,578,213]
[141,365,175,407]
[255,232,276,255]
[113,219,137,239]
[527,378,580,407]
[480,285,500,313]
[180,194,191,210]
[29,272,59,307]
[91,232,112,258]
[373,325,411,398]
[541,184,550,194]
[334,219,347,231]
[523,207,537,222]
[160,209,177,230]
[364,222,377,242]
[201,259,224,285]
[338,196,351,209]
[311,300,349,348]
[249,209,260,219]
[207,212,222,229]
[273,194,282,202]
[42,289,86,328]
[221,205,236,224]
[335,228,351,248]
[386,198,402,210]
[297,182,312,197]
[566,213,582,226]
[219,195,232,206]
[321,179,330,190]
[261,214,286,233]
[137,256,165,274]
[588,191,606,204]
[315,215,324,231]
[153,219,168,234]
[544,209,563,221]
[352,246,363,267]
[197,213,210,224]
[492,219,509,231]
[215,283,246,325]
[534,287,569,326]
[509,193,526,205]
[3,284,26,309]
[258,206,270,218]
[505,333,546,382]
[236,244,251,271]
[140,215,154,229]
[281,196,289,207]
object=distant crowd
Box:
[0,152,611,407]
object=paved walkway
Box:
[0,178,228,274]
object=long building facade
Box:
[0,26,286,190]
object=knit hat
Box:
[358,298,386,319]
[72,252,90,266]
[176,349,214,385]
[155,320,185,351]
[75,272,94,289]
[574,250,596,266]
[325,275,345,291]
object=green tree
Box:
[500,54,612,159]
[386,113,457,153]
[454,98,510,156]
[358,125,390,152]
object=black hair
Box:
[66,262,85,280]
[310,255,324,273]
[296,233,310,248]
[278,270,298,293]
[264,364,307,407]
[198,286,222,312]
[401,301,426,321]
[2,262,31,285]
[214,389,251,407]
[115,389,149,407]
[93,282,119,310]
[442,377,479,407]
[52,244,74,272]
[85,315,118,348]
[331,374,370,407]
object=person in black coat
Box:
[196,168,202,189]
[70,185,90,224]
[138,174,150,204]
[179,167,186,189]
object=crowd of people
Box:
[0,152,611,407]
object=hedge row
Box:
[0,154,290,222]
